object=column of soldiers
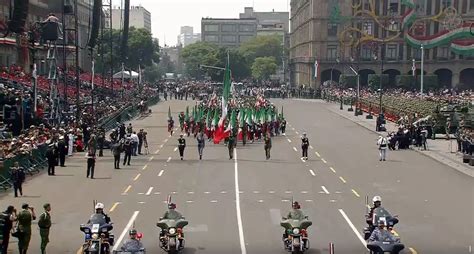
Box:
[109,124,148,169]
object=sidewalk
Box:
[296,99,474,177]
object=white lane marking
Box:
[142,165,148,170]
[339,176,347,183]
[167,156,172,162]
[145,187,154,196]
[338,209,367,249]
[138,201,146,204]
[133,174,141,181]
[155,149,160,154]
[148,156,154,162]
[112,211,140,251]
[158,170,164,177]
[309,169,316,176]
[282,199,290,202]
[309,145,314,149]
[174,147,178,152]
[204,191,211,194]
[291,127,295,131]
[188,191,195,194]
[321,158,327,164]
[321,186,330,194]
[300,157,306,162]
[269,190,275,194]
[293,147,297,152]
[287,139,292,143]
[352,189,361,197]
[295,131,299,135]
[154,192,161,195]
[221,191,227,194]
[330,199,337,203]
[315,152,321,157]
[301,191,308,194]
[186,200,194,203]
[258,200,264,203]
[233,149,247,254]
[467,245,471,253]
[305,200,313,202]
[138,193,144,195]
[285,191,292,194]
[330,167,336,173]
[210,200,218,203]
[160,144,164,148]
[253,191,260,194]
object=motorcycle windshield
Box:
[373,207,392,224]
[157,219,188,229]
[89,214,107,226]
[280,219,312,230]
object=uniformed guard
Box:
[18,203,36,254]
[228,134,235,160]
[38,203,51,254]
[264,133,272,160]
[301,133,309,160]
[178,134,186,160]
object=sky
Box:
[112,0,290,46]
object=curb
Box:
[295,99,474,178]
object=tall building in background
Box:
[177,26,201,47]
[289,0,474,89]
[110,5,151,33]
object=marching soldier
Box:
[228,134,235,160]
[264,133,272,160]
[38,203,51,254]
[301,133,309,160]
[178,134,186,160]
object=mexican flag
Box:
[213,53,232,144]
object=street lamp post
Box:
[420,44,424,95]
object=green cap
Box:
[43,203,51,209]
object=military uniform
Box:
[228,135,235,159]
[264,135,272,160]
[38,204,51,254]
[120,238,144,252]
[18,207,36,254]
[178,137,186,160]
[301,137,309,160]
[368,227,399,243]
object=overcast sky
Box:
[112,0,290,46]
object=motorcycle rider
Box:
[367,196,398,230]
[88,203,112,230]
[159,203,185,244]
[368,220,400,243]
[282,202,306,239]
[120,229,144,252]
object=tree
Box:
[251,57,278,81]
[95,27,160,74]
[239,35,283,65]
[143,63,163,83]
[181,42,220,79]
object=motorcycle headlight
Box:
[292,228,300,235]
[84,228,90,234]
[101,227,108,233]
[169,228,176,234]
[92,233,99,239]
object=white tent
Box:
[113,70,139,79]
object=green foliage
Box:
[417,75,440,90]
[181,42,220,79]
[368,74,389,90]
[143,64,163,83]
[339,74,357,88]
[96,28,160,74]
[239,35,283,65]
[251,57,278,81]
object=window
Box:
[327,23,338,37]
[239,35,254,43]
[204,24,219,32]
[471,0,474,10]
[386,44,398,60]
[389,0,399,13]
[438,46,449,59]
[222,35,236,43]
[413,48,422,60]
[363,21,373,35]
[361,47,372,60]
[327,45,338,60]
[204,35,218,42]
[462,0,467,13]
[222,24,236,32]
[415,0,425,14]
[442,0,452,8]
[426,0,432,15]
[239,24,255,32]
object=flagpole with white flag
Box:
[32,63,38,113]
[314,59,319,79]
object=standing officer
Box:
[178,134,186,160]
[111,141,122,169]
[11,162,25,197]
[1,205,17,253]
[57,136,67,167]
[123,137,132,166]
[196,130,205,160]
[264,133,272,160]
[18,203,36,254]
[45,142,56,176]
[228,134,235,160]
[38,203,51,254]
[301,133,309,161]
[86,143,96,179]
[137,129,144,155]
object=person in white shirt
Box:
[68,131,74,156]
[377,135,388,161]
[130,132,139,156]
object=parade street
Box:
[1,99,472,254]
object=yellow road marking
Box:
[321,158,327,164]
[123,185,132,194]
[339,176,347,183]
[148,156,154,162]
[409,247,418,254]
[315,152,321,157]
[330,167,336,173]
[351,189,360,197]
[109,202,120,213]
[133,173,141,181]
[142,165,148,170]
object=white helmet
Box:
[372,196,382,203]
[95,203,105,210]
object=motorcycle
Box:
[367,241,405,254]
[363,207,399,240]
[280,217,312,254]
[81,214,114,254]
[157,218,189,253]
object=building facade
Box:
[290,0,474,89]
[201,18,257,47]
[111,5,151,33]
[177,26,201,47]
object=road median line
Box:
[133,173,141,181]
[112,211,140,251]
[351,189,361,197]
[339,176,347,183]
[109,202,121,213]
[122,185,132,194]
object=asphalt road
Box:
[1,98,472,254]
